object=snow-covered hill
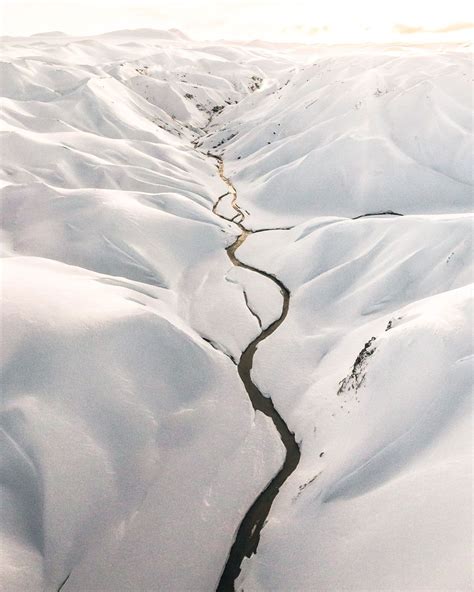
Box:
[206,45,472,226]
[0,30,472,591]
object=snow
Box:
[236,216,473,590]
[178,249,263,361]
[207,46,472,228]
[239,289,472,590]
[1,29,472,592]
[225,265,284,331]
[0,30,289,591]
[1,255,285,591]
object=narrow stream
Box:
[208,154,301,592]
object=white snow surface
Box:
[225,265,284,331]
[236,216,473,590]
[206,45,473,228]
[0,30,289,591]
[1,29,472,592]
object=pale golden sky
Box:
[1,0,473,41]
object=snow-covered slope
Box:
[0,30,289,591]
[1,30,472,592]
[1,256,283,591]
[236,215,472,590]
[207,45,472,227]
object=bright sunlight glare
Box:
[1,0,473,41]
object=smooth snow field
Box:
[0,30,472,592]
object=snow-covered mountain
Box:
[1,30,472,591]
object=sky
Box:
[1,0,473,42]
